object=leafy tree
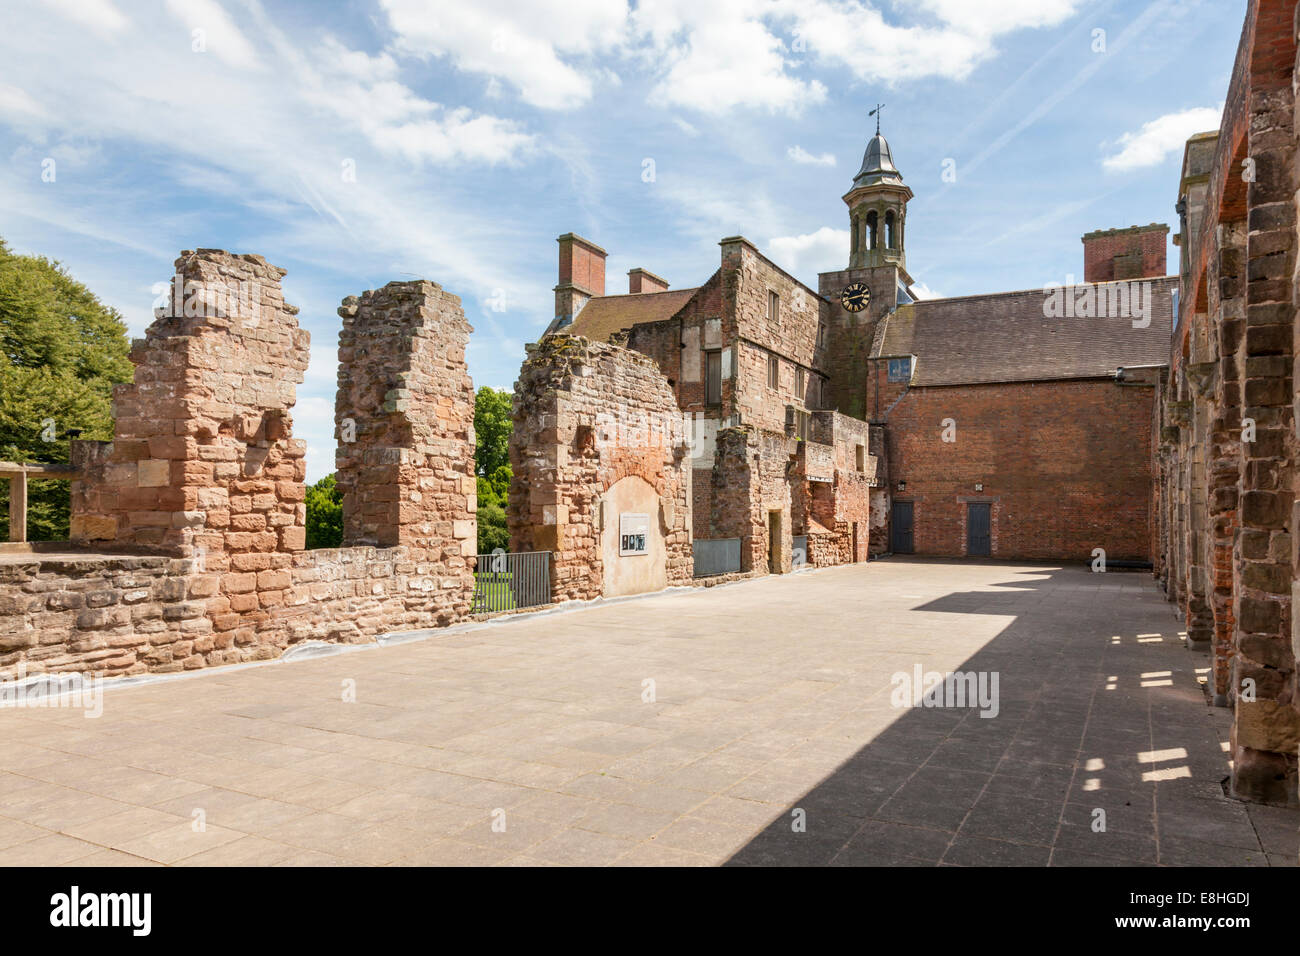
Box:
[0,238,132,540]
[473,387,514,554]
[304,473,343,549]
[474,386,512,477]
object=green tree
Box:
[473,387,513,554]
[474,386,512,477]
[0,238,132,540]
[304,473,343,549]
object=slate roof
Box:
[563,288,699,343]
[873,277,1176,386]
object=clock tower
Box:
[845,127,912,271]
[818,118,916,421]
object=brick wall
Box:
[885,378,1155,560]
[1082,224,1170,282]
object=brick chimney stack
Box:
[628,268,669,294]
[1081,223,1169,282]
[553,233,606,330]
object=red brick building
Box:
[543,126,1174,572]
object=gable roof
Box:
[563,288,699,343]
[874,278,1176,386]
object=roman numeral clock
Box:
[840,281,870,313]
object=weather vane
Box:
[868,103,884,135]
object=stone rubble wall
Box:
[3,250,479,679]
[1157,0,1300,806]
[508,335,693,602]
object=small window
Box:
[816,323,826,349]
[705,350,722,405]
[855,444,865,473]
[887,357,912,383]
[768,354,779,389]
[768,291,780,323]
[797,410,810,442]
[795,367,805,397]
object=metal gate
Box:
[891,500,914,554]
[967,503,991,557]
[472,551,551,613]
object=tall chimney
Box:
[553,233,606,330]
[1081,223,1169,282]
[628,268,669,294]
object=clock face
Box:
[841,281,871,313]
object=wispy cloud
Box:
[788,145,835,166]
[1103,105,1221,172]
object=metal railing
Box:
[472,550,551,613]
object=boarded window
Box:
[705,350,722,405]
[887,357,912,383]
[768,354,779,389]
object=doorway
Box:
[768,510,781,573]
[967,502,991,557]
[890,501,914,554]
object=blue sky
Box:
[2,0,1240,481]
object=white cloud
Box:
[380,0,629,110]
[909,281,942,300]
[1102,106,1221,172]
[766,226,847,284]
[44,0,127,35]
[780,0,1081,88]
[636,1,826,115]
[0,84,45,120]
[788,145,835,166]
[165,0,262,70]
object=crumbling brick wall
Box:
[77,250,310,564]
[0,554,208,676]
[1157,0,1300,805]
[26,252,480,678]
[335,280,477,560]
[508,335,692,601]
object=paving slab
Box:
[0,558,1294,866]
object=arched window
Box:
[885,210,896,249]
[866,211,878,251]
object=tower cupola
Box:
[845,112,913,270]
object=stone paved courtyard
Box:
[0,558,1294,867]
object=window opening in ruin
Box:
[767,354,779,389]
[705,350,722,405]
[795,367,805,396]
[856,444,865,472]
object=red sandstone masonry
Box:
[508,335,692,601]
[24,253,481,677]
